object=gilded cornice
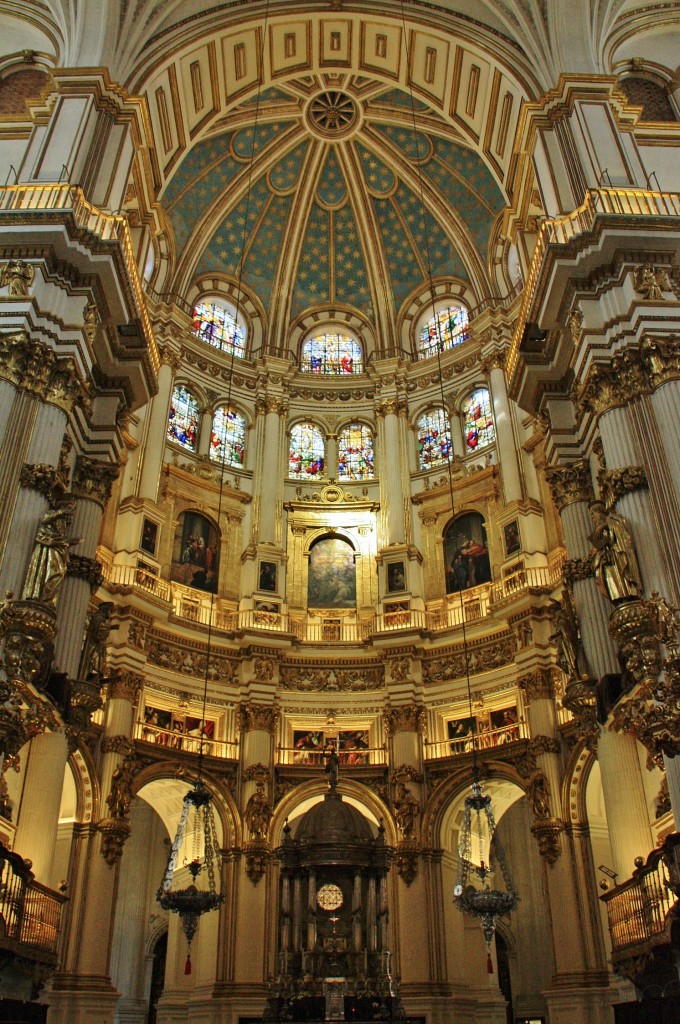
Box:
[598,465,648,508]
[238,702,279,734]
[544,459,593,511]
[0,331,91,413]
[278,663,383,692]
[182,346,258,391]
[423,631,517,684]
[146,631,237,683]
[71,456,120,508]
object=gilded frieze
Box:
[146,631,236,683]
[423,632,517,684]
[279,663,383,691]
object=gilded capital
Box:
[480,350,506,375]
[265,396,288,417]
[383,703,426,735]
[519,667,557,701]
[19,462,68,506]
[375,398,407,419]
[598,466,648,508]
[544,459,593,511]
[71,455,119,507]
[239,701,279,734]
[160,346,182,373]
[640,334,680,390]
[577,351,646,418]
[106,668,144,702]
[562,556,595,586]
[67,554,104,591]
[0,333,91,413]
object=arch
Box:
[209,404,247,468]
[415,301,470,360]
[186,273,263,352]
[562,738,598,826]
[421,759,527,850]
[618,74,678,122]
[269,776,396,848]
[416,406,452,470]
[307,534,357,610]
[192,297,246,357]
[68,744,98,825]
[338,421,374,481]
[289,306,376,366]
[132,760,241,848]
[300,330,364,375]
[461,386,495,452]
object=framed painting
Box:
[339,730,369,765]
[503,519,521,556]
[386,560,406,593]
[258,560,277,592]
[293,730,324,764]
[140,517,158,555]
[170,510,219,593]
[307,537,356,608]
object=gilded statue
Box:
[0,259,35,296]
[244,780,272,839]
[78,601,115,681]
[106,756,136,819]
[526,771,552,819]
[588,501,642,604]
[549,591,590,681]
[393,781,420,839]
[21,503,80,606]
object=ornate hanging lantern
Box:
[454,780,519,972]
[157,780,223,974]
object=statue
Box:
[106,756,136,819]
[526,771,552,819]
[549,591,590,680]
[21,503,81,606]
[0,259,35,296]
[634,265,671,301]
[588,501,643,604]
[244,780,272,839]
[393,781,420,839]
[324,744,340,789]
[78,602,115,681]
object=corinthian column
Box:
[138,347,180,502]
[376,398,408,545]
[482,351,522,502]
[256,397,287,546]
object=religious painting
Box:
[142,706,171,744]
[258,560,277,593]
[444,512,491,593]
[140,518,158,555]
[503,519,521,556]
[183,717,215,753]
[170,511,219,593]
[490,706,520,742]
[386,560,406,593]
[384,600,410,627]
[447,716,476,751]
[339,730,369,765]
[293,730,324,764]
[307,537,356,608]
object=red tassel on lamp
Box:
[486,952,493,974]
[185,952,192,975]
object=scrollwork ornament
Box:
[242,762,270,782]
[519,668,556,701]
[562,557,595,586]
[544,459,593,512]
[530,817,564,865]
[394,840,419,885]
[527,735,561,756]
[98,817,132,866]
[383,704,426,735]
[598,466,648,508]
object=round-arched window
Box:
[289,422,325,477]
[418,304,469,359]
[192,300,245,356]
[463,389,495,452]
[210,406,246,467]
[300,332,363,374]
[338,423,374,480]
[167,385,199,451]
[417,408,452,470]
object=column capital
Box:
[519,667,558,701]
[576,350,646,418]
[562,556,595,586]
[106,668,144,703]
[265,396,288,417]
[71,455,119,507]
[238,701,279,734]
[160,345,182,373]
[640,334,680,391]
[480,349,507,375]
[67,554,104,591]
[19,462,69,506]
[598,466,648,508]
[375,398,408,419]
[0,331,91,413]
[544,459,593,511]
[383,703,426,735]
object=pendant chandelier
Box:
[156,0,272,975]
[398,0,519,970]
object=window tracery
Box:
[300,332,363,374]
[338,423,374,480]
[463,389,495,452]
[167,385,199,451]
[210,406,246,467]
[418,304,469,359]
[417,408,452,469]
[192,300,245,356]
[289,422,325,477]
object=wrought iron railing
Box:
[600,838,679,957]
[0,841,66,961]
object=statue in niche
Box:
[549,590,590,681]
[106,756,136,819]
[393,781,420,839]
[21,502,80,606]
[244,780,272,839]
[588,502,643,604]
[526,771,552,819]
[78,602,115,681]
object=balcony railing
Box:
[601,838,679,959]
[134,722,238,759]
[424,720,528,760]
[277,746,388,767]
[0,182,160,374]
[0,841,66,962]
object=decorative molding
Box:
[544,459,593,511]
[576,351,646,418]
[19,463,68,506]
[279,664,383,692]
[633,264,672,301]
[562,557,594,585]
[67,554,104,591]
[106,669,144,703]
[423,633,517,684]
[375,398,408,419]
[238,702,279,734]
[98,816,132,866]
[146,633,236,683]
[530,816,564,865]
[101,736,135,755]
[243,838,270,884]
[640,334,680,390]
[519,667,557,701]
[383,705,426,734]
[528,735,561,756]
[393,839,419,885]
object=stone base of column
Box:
[403,989,507,1024]
[115,997,149,1024]
[47,974,119,1024]
[543,976,613,1024]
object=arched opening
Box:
[148,930,168,1024]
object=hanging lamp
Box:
[397,0,519,971]
[157,0,272,975]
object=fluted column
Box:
[366,875,377,952]
[138,348,180,502]
[483,353,522,502]
[13,730,69,885]
[53,455,119,677]
[596,730,653,877]
[307,869,317,950]
[376,398,407,545]
[292,876,302,952]
[257,397,287,546]
[0,379,15,447]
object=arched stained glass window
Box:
[463,388,495,452]
[417,408,452,469]
[192,300,245,356]
[167,385,199,451]
[300,333,363,374]
[209,406,246,467]
[338,423,374,480]
[418,304,469,359]
[289,422,325,478]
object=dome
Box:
[294,792,375,847]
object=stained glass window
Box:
[418,305,470,359]
[338,423,374,480]
[192,300,245,356]
[417,408,452,469]
[209,406,246,467]
[289,422,325,477]
[463,388,495,451]
[167,385,199,451]
[300,333,363,374]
